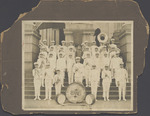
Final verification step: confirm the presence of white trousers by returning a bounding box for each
[85,69,91,86]
[45,79,52,99]
[34,78,41,97]
[60,70,65,86]
[118,81,126,99]
[68,70,73,84]
[55,83,61,95]
[102,81,110,98]
[91,81,98,99]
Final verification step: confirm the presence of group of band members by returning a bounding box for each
[32,38,129,102]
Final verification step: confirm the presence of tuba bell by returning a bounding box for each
[97,32,108,44]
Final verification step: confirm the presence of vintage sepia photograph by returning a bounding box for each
[22,21,133,111]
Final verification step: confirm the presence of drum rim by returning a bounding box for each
[56,93,66,104]
[85,94,95,105]
[66,82,86,103]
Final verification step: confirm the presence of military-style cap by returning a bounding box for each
[86,52,91,55]
[60,46,64,49]
[58,52,65,56]
[75,57,80,60]
[111,38,115,41]
[46,63,50,66]
[43,39,47,42]
[105,64,109,67]
[120,62,124,65]
[103,51,108,55]
[56,69,60,71]
[51,40,55,43]
[49,53,53,55]
[34,62,39,65]
[61,40,65,43]
[92,64,96,67]
[95,52,100,55]
[68,46,74,49]
[69,40,74,43]
[39,52,44,55]
[68,53,73,56]
[95,46,99,49]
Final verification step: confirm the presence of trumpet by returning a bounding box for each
[97,32,108,44]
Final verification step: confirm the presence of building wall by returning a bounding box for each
[113,24,132,79]
[24,23,40,73]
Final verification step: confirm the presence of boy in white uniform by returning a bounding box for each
[67,46,76,59]
[50,41,56,51]
[73,57,84,84]
[56,52,67,87]
[67,53,75,84]
[82,47,91,60]
[54,69,62,95]
[49,46,57,59]
[93,53,101,87]
[44,63,54,100]
[110,53,123,87]
[37,53,46,87]
[61,40,67,53]
[47,53,56,72]
[68,41,76,52]
[32,62,41,100]
[116,63,129,101]
[90,65,99,101]
[102,65,112,101]
[83,52,92,87]
[101,52,111,70]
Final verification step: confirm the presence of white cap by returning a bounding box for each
[51,40,55,43]
[61,40,65,43]
[43,39,47,42]
[75,57,80,60]
[34,62,39,65]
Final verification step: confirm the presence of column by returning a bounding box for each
[64,29,74,46]
[114,24,132,81]
[82,30,94,44]
[24,23,41,72]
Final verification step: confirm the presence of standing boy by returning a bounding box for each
[83,52,92,87]
[90,65,99,101]
[32,62,41,100]
[54,69,62,95]
[44,63,54,100]
[73,57,84,84]
[102,65,112,101]
[116,63,129,101]
[56,52,67,87]
[67,53,75,84]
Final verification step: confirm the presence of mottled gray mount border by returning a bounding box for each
[1,0,149,114]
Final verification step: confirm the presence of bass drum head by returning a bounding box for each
[56,94,66,105]
[85,94,95,105]
[66,82,86,103]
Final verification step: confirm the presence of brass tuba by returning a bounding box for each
[97,32,108,44]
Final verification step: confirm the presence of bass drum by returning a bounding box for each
[66,82,86,103]
[85,94,95,105]
[56,94,66,105]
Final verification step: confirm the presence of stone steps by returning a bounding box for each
[24,73,131,100]
[25,86,131,91]
[25,95,131,100]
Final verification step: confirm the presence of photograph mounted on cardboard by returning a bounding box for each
[22,20,133,111]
